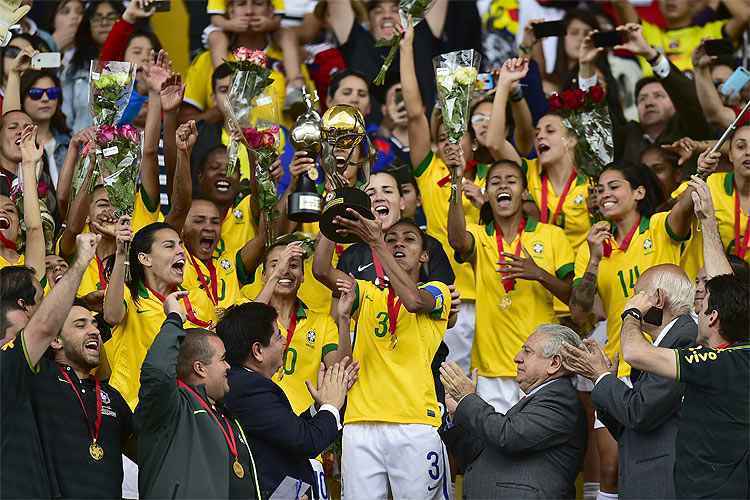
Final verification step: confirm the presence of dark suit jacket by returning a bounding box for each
[593,314,697,500]
[446,377,586,499]
[223,367,339,499]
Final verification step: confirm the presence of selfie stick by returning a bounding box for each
[702,99,750,179]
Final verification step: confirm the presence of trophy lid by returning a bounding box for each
[321,105,366,149]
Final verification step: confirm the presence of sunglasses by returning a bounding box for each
[27,87,62,100]
[471,114,490,126]
[3,46,21,59]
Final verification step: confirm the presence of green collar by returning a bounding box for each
[724,172,735,196]
[485,217,538,235]
[475,163,489,180]
[638,215,650,234]
[137,282,185,300]
[295,300,308,320]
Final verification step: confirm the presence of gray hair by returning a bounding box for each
[535,324,584,357]
[649,270,695,316]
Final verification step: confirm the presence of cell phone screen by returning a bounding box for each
[592,31,625,48]
[532,20,565,39]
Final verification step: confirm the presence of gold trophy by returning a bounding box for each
[288,88,323,222]
[318,104,374,243]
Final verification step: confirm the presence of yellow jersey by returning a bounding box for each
[104,284,218,410]
[0,252,22,269]
[573,212,688,377]
[182,250,248,312]
[272,301,338,414]
[131,187,163,232]
[465,218,575,377]
[183,48,312,130]
[214,195,257,264]
[207,0,284,15]
[345,280,450,426]
[641,20,726,73]
[77,255,111,298]
[413,151,484,301]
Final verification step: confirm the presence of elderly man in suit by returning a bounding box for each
[440,324,587,499]
[562,264,697,499]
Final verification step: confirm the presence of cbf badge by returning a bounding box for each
[220,258,232,271]
[306,330,317,347]
[233,209,243,221]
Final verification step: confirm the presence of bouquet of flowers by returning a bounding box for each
[89,61,136,127]
[548,85,613,180]
[11,171,55,254]
[95,124,142,280]
[225,47,275,177]
[434,50,481,143]
[70,142,97,204]
[242,124,280,245]
[373,0,435,85]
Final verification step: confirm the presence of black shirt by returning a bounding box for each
[674,342,750,499]
[31,361,133,499]
[338,21,442,111]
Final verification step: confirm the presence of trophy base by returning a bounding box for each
[288,191,322,223]
[320,187,374,243]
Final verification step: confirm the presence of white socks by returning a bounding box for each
[583,482,600,500]
[596,491,618,500]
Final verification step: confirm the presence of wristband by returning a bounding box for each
[621,308,642,322]
[646,49,661,65]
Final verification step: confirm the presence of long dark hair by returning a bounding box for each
[0,33,49,86]
[20,69,71,134]
[125,30,163,55]
[603,163,666,219]
[46,0,84,34]
[68,0,123,75]
[127,222,175,303]
[552,9,601,81]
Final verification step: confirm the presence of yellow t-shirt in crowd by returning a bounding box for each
[345,280,450,426]
[573,212,688,378]
[104,284,218,410]
[183,48,312,130]
[182,250,248,312]
[465,218,575,378]
[207,0,284,15]
[272,301,338,414]
[413,151,484,301]
[0,252,22,269]
[640,19,727,73]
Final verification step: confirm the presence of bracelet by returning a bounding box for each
[510,86,524,102]
[621,308,642,323]
[646,49,661,65]
[518,44,532,56]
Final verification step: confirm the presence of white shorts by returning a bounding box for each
[593,375,633,429]
[444,301,476,374]
[573,321,608,393]
[341,422,451,500]
[122,454,138,499]
[476,376,520,414]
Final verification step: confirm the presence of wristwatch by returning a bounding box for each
[621,308,642,322]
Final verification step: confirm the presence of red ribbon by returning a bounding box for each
[188,254,219,306]
[177,380,239,461]
[146,285,212,328]
[734,183,750,259]
[372,252,388,288]
[540,169,577,225]
[58,366,102,449]
[95,255,109,290]
[387,286,402,336]
[495,218,526,292]
[602,219,639,258]
[0,231,17,251]
[284,308,298,351]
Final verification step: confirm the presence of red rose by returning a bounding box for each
[242,128,263,149]
[560,89,578,110]
[548,93,563,111]
[589,85,605,103]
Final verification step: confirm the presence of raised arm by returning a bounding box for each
[325,0,355,45]
[612,1,639,25]
[2,48,33,113]
[690,175,733,278]
[102,216,132,326]
[19,126,45,279]
[723,0,750,41]
[56,128,96,218]
[312,233,348,292]
[140,50,172,206]
[24,233,100,366]
[400,19,431,168]
[570,222,609,316]
[620,294,678,380]
[486,58,527,163]
[160,73,185,198]
[424,0,448,39]
[164,120,196,232]
[692,43,735,129]
[253,243,306,304]
[446,158,474,261]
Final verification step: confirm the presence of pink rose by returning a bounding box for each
[234,47,267,68]
[119,124,140,143]
[260,132,275,148]
[37,180,49,197]
[97,125,116,144]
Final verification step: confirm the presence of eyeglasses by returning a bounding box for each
[3,46,21,59]
[27,87,62,100]
[471,114,490,125]
[91,13,119,25]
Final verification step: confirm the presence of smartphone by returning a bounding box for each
[643,305,664,326]
[704,38,735,57]
[592,30,626,48]
[152,0,171,11]
[720,66,750,97]
[476,72,495,91]
[31,52,61,69]
[532,20,565,39]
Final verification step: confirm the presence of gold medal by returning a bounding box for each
[388,334,398,350]
[307,167,318,181]
[499,295,512,310]
[233,459,245,479]
[89,441,104,461]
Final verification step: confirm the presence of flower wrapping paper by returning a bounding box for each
[434,50,481,144]
[89,60,136,127]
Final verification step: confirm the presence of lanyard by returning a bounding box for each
[58,366,102,447]
[602,219,639,258]
[177,380,239,461]
[95,255,109,289]
[495,218,526,293]
[284,308,298,351]
[540,169,577,225]
[386,286,403,336]
[188,254,219,306]
[145,285,212,328]
[372,252,389,289]
[0,231,17,251]
[734,185,750,259]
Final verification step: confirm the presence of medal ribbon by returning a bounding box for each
[372,252,389,289]
[734,184,750,259]
[58,367,102,448]
[495,218,526,293]
[602,219,639,258]
[386,286,403,336]
[0,231,17,251]
[188,254,219,306]
[95,255,108,289]
[284,308,298,351]
[146,285,212,328]
[540,169,577,225]
[177,380,239,462]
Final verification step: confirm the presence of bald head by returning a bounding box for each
[635,264,695,316]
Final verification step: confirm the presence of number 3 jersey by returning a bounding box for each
[574,212,688,377]
[345,280,451,427]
